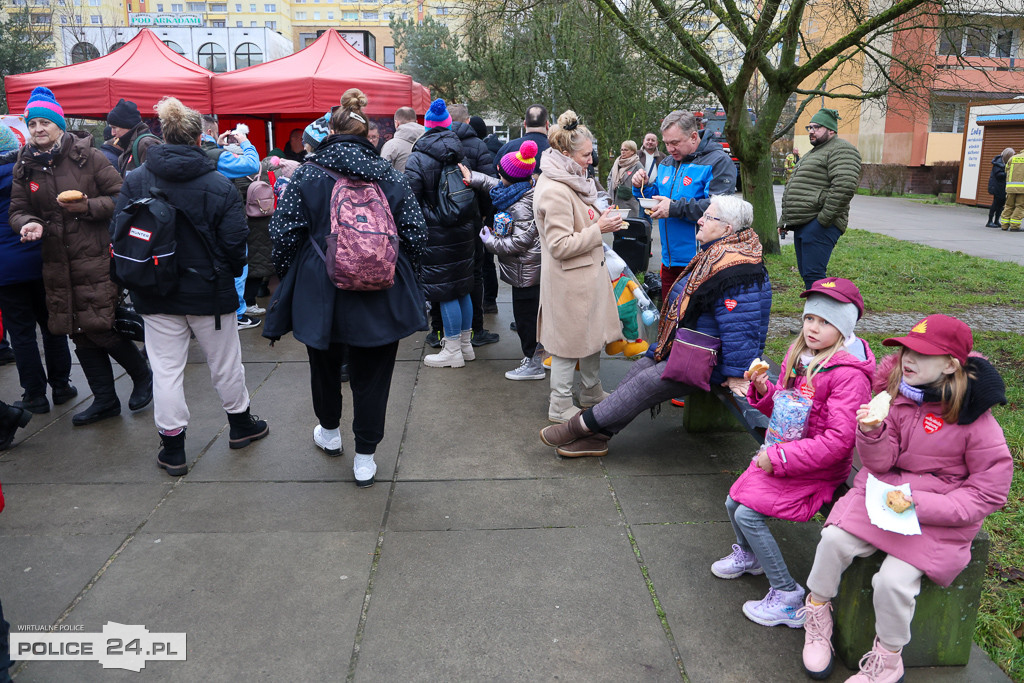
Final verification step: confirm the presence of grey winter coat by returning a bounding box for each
[778,135,862,233]
[380,121,425,173]
[468,172,539,288]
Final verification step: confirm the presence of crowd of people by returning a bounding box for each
[0,85,1015,683]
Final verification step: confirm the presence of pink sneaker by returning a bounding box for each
[742,586,806,627]
[846,637,904,683]
[710,544,764,579]
[796,597,834,679]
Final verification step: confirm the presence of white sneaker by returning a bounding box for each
[245,304,266,316]
[237,314,261,330]
[505,356,546,381]
[313,425,342,456]
[354,454,376,488]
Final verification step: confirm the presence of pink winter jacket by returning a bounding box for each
[825,357,1013,587]
[730,339,875,522]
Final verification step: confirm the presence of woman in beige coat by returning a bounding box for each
[534,110,623,423]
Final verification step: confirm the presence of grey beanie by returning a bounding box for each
[803,293,859,343]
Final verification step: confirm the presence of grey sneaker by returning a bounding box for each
[505,356,545,381]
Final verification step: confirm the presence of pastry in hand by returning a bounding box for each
[886,489,912,513]
[747,357,770,377]
[57,190,85,202]
[861,391,893,427]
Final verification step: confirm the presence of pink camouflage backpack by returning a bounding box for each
[306,161,398,291]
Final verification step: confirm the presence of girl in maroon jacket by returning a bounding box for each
[799,314,1012,682]
[712,278,874,630]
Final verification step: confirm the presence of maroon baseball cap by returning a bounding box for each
[882,314,973,365]
[799,277,864,318]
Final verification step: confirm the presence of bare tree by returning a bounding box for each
[583,0,1005,251]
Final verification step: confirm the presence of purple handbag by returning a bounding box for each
[661,327,721,391]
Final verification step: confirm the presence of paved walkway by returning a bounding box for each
[0,194,1017,682]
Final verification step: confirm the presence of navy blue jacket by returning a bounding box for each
[988,156,1007,198]
[661,239,772,385]
[0,150,44,287]
[265,134,428,350]
[113,144,249,317]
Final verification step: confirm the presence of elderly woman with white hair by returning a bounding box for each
[539,193,773,458]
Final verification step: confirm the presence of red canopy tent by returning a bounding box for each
[4,29,214,118]
[211,30,430,153]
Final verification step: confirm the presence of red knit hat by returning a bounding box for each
[883,314,973,365]
[499,140,538,181]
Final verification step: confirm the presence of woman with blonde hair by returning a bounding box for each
[111,96,268,476]
[606,140,643,218]
[266,88,428,488]
[534,110,623,423]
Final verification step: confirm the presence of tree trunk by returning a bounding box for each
[740,156,781,254]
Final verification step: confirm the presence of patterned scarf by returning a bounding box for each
[24,133,65,166]
[652,227,763,361]
[490,180,531,211]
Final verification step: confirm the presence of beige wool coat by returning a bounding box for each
[533,174,621,359]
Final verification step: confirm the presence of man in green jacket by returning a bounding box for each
[778,108,862,288]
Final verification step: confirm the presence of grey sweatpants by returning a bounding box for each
[806,525,924,650]
[142,313,250,432]
[590,356,692,433]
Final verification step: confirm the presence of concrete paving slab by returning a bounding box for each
[0,535,126,630]
[0,483,170,535]
[14,531,377,682]
[356,527,681,681]
[386,477,621,531]
[610,473,735,525]
[145,481,387,533]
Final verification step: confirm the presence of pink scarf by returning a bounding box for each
[539,148,600,206]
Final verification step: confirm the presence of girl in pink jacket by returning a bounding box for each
[712,278,874,628]
[799,314,1012,682]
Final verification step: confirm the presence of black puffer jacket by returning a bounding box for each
[405,128,479,302]
[265,134,428,350]
[453,122,496,177]
[988,156,1007,197]
[112,144,248,317]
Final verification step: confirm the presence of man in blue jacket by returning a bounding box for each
[633,110,737,304]
[200,115,262,329]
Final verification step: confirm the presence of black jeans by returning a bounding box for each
[483,251,498,305]
[306,341,399,454]
[511,285,539,357]
[0,280,72,398]
[471,237,485,333]
[793,218,842,289]
[989,194,1006,223]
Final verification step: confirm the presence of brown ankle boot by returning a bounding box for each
[556,432,610,457]
[540,410,590,447]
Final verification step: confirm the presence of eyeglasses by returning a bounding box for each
[805,124,824,132]
[702,215,726,223]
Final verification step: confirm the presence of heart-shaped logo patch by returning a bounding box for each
[682,176,692,186]
[29,182,39,192]
[724,299,737,311]
[800,384,815,400]
[588,208,595,220]
[923,413,943,433]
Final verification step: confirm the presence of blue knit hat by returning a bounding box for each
[302,113,330,150]
[424,99,452,129]
[0,125,20,153]
[24,86,66,131]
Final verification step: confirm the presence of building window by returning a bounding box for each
[171,2,183,10]
[70,41,100,62]
[264,2,273,10]
[235,20,242,25]
[327,11,333,19]
[342,10,355,20]
[212,19,225,26]
[249,3,255,10]
[234,2,240,9]
[295,11,305,19]
[362,10,376,19]
[312,11,319,19]
[163,40,185,55]
[994,29,1013,58]
[383,45,394,70]
[88,0,99,5]
[89,14,101,23]
[210,2,226,9]
[435,6,448,14]
[938,23,1015,58]
[235,41,263,67]
[401,11,408,18]
[109,41,125,52]
[249,19,256,25]
[198,41,227,71]
[187,1,204,9]
[156,2,163,8]
[265,19,275,27]
[382,10,391,19]
[930,100,966,133]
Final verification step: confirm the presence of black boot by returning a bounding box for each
[109,338,153,411]
[157,430,187,476]
[0,401,32,451]
[72,348,121,426]
[226,407,269,449]
[51,380,78,406]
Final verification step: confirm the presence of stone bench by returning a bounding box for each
[681,364,778,444]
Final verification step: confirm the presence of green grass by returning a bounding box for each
[855,189,956,203]
[763,229,1024,317]
[763,326,1024,679]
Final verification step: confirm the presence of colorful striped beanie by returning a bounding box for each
[424,99,452,129]
[24,87,66,131]
[499,139,538,181]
